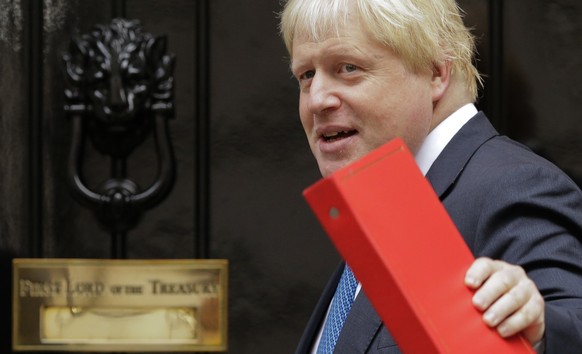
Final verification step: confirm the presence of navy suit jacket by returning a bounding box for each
[296,113,582,353]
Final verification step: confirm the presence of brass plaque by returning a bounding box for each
[13,259,227,352]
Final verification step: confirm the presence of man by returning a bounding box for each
[279,0,582,353]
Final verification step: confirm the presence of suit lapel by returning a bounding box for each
[295,262,344,354]
[426,112,498,198]
[334,291,382,353]
[297,264,383,354]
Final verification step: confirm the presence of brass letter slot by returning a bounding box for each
[13,259,227,352]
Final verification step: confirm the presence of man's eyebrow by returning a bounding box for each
[289,58,305,73]
[289,59,296,71]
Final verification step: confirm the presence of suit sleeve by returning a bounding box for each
[470,163,582,354]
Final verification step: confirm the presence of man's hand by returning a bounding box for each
[465,257,545,346]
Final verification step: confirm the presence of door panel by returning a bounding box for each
[503,0,582,183]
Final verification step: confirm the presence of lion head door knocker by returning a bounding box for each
[63,18,176,234]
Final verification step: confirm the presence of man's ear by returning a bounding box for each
[431,60,452,102]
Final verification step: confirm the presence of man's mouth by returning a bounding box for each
[322,130,357,142]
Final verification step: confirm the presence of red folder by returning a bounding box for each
[303,138,534,353]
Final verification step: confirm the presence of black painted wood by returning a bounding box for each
[488,0,505,133]
[111,0,126,19]
[28,0,43,259]
[195,0,211,260]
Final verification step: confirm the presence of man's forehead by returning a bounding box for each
[290,25,387,61]
[291,36,351,67]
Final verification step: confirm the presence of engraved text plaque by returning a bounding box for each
[13,259,228,352]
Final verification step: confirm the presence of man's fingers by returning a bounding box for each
[481,277,533,327]
[464,257,496,288]
[494,291,544,341]
[465,258,523,311]
[465,257,545,345]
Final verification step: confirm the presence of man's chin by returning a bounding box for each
[317,160,352,178]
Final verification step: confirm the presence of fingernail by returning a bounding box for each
[472,295,484,309]
[465,276,477,286]
[484,311,497,325]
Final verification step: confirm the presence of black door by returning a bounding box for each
[1,0,582,352]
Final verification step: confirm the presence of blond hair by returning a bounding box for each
[279,0,482,100]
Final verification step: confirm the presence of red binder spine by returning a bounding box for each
[303,138,534,354]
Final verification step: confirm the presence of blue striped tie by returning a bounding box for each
[317,265,358,353]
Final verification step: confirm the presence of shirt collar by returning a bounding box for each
[415,103,478,176]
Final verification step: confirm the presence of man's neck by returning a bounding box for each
[415,103,478,175]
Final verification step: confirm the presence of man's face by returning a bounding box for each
[291,21,438,177]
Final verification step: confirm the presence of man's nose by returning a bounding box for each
[307,73,340,114]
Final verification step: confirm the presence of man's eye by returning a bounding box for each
[341,64,358,73]
[299,70,315,80]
